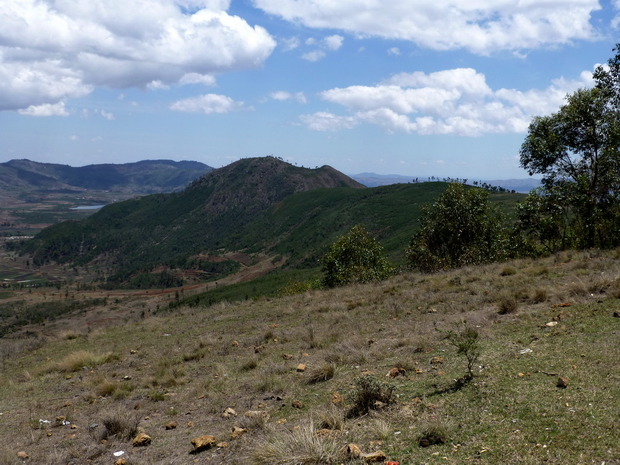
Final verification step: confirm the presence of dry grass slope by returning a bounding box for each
[1,249,620,463]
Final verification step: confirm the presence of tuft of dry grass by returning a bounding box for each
[253,422,341,465]
[99,408,140,441]
[52,350,118,373]
[306,362,336,384]
[497,295,519,314]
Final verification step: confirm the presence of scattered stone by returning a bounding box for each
[114,459,127,465]
[231,426,247,439]
[282,353,293,360]
[553,311,568,321]
[217,442,229,448]
[316,428,340,438]
[361,450,387,462]
[332,392,344,405]
[132,433,152,447]
[187,421,194,428]
[557,377,569,388]
[296,364,306,372]
[276,419,287,425]
[545,321,558,327]
[130,349,138,354]
[386,367,406,378]
[17,451,28,459]
[291,400,303,409]
[191,435,217,452]
[254,345,265,354]
[345,444,362,458]
[222,408,237,418]
[165,421,177,430]
[415,368,425,374]
[430,356,444,365]
[614,311,620,318]
[55,416,67,425]
[231,340,239,347]
[70,424,78,430]
[551,302,571,308]
[63,401,72,407]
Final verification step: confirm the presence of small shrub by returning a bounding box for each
[100,409,140,441]
[443,322,481,380]
[497,295,519,315]
[346,374,395,417]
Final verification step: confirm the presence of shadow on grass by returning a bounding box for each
[428,374,475,396]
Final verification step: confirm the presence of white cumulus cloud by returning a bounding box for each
[270,91,307,103]
[301,67,595,136]
[253,0,601,54]
[18,102,70,117]
[170,93,245,114]
[100,110,115,120]
[0,0,276,112]
[302,50,326,62]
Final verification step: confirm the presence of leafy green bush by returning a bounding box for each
[320,225,393,288]
[407,183,510,272]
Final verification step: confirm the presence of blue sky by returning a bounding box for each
[1,0,619,180]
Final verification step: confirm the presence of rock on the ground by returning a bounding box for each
[192,435,217,452]
[231,426,247,439]
[132,433,152,447]
[361,450,387,462]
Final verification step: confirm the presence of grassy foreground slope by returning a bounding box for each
[1,249,619,464]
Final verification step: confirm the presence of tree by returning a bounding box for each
[320,225,393,288]
[519,86,620,249]
[406,183,509,272]
[514,186,575,254]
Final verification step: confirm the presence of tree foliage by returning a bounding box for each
[519,84,620,249]
[320,225,393,288]
[406,183,509,273]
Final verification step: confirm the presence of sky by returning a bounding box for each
[1,0,620,180]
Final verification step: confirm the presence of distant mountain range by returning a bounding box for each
[350,173,541,193]
[0,159,213,193]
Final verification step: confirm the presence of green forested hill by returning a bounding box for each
[19,157,524,287]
